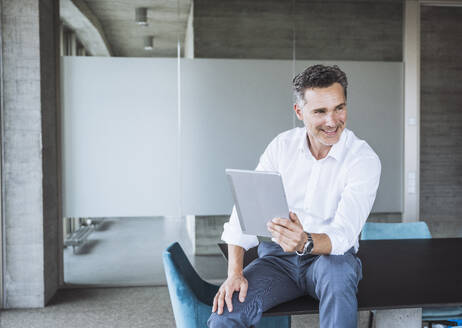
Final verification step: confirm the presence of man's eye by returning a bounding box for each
[337,106,344,111]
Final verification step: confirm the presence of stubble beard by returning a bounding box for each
[306,123,344,147]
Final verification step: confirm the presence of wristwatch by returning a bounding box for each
[296,232,314,256]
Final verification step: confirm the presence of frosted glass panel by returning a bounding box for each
[182,59,403,214]
[296,61,403,212]
[61,57,402,217]
[180,59,294,215]
[61,57,179,217]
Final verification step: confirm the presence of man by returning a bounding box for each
[208,65,381,328]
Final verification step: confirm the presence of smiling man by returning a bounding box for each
[208,65,381,328]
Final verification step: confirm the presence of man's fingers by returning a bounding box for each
[271,217,297,231]
[271,229,299,252]
[224,288,233,313]
[269,227,285,244]
[270,232,289,248]
[289,211,301,225]
[239,281,248,302]
[272,217,291,227]
[212,293,218,312]
[217,291,225,314]
[268,223,292,239]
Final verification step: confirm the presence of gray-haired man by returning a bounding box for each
[208,65,381,328]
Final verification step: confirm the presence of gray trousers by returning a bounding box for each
[208,241,362,328]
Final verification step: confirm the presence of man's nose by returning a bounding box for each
[325,112,336,127]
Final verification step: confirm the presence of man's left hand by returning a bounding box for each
[267,212,307,252]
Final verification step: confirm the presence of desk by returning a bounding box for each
[219,238,462,327]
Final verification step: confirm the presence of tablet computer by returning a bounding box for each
[225,169,290,237]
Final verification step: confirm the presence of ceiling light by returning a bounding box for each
[144,36,154,50]
[135,7,148,26]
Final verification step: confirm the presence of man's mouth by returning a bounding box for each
[321,127,338,136]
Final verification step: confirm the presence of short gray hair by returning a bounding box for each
[293,64,348,107]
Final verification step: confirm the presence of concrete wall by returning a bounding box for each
[1,0,60,307]
[194,0,403,61]
[420,6,462,237]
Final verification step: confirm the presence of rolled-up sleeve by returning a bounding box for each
[321,154,381,255]
[221,206,259,251]
[221,137,279,250]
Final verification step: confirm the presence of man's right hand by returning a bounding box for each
[212,274,248,315]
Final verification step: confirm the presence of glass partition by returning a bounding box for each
[61,0,403,286]
[61,0,297,286]
[180,1,297,216]
[61,0,189,285]
[292,0,404,214]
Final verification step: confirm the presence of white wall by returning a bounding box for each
[62,57,403,217]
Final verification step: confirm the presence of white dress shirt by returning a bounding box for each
[221,127,381,255]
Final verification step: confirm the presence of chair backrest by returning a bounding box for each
[163,242,218,328]
[361,222,432,240]
[164,242,291,328]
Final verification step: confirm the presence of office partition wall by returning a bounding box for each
[62,57,403,218]
[60,0,406,286]
[61,57,180,217]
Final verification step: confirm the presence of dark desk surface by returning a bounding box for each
[219,239,462,316]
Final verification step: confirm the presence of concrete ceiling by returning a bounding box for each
[61,0,113,56]
[80,0,191,57]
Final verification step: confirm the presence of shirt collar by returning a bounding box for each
[298,128,348,161]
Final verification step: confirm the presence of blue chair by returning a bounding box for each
[361,221,432,240]
[361,222,462,327]
[163,242,291,328]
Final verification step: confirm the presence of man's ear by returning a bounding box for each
[294,103,303,121]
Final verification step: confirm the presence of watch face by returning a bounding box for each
[297,233,313,256]
[303,240,313,254]
[305,241,313,254]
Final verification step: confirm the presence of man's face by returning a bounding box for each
[294,82,347,147]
